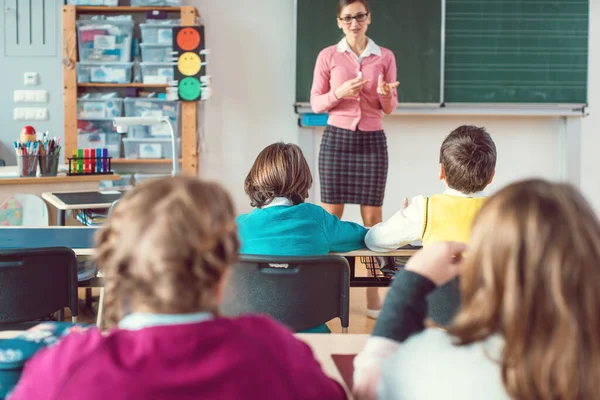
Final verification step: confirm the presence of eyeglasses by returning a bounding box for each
[339,12,369,24]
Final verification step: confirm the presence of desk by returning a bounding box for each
[42,190,125,226]
[0,166,120,225]
[334,248,419,287]
[296,333,368,395]
[0,226,99,256]
[0,331,21,339]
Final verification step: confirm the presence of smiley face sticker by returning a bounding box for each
[176,27,201,51]
[177,52,202,76]
[178,77,202,101]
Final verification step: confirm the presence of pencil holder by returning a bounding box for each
[38,153,61,177]
[17,155,38,177]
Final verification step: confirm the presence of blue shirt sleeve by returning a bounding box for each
[306,204,367,253]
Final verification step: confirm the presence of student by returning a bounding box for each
[237,142,367,256]
[9,177,346,400]
[365,125,497,251]
[236,142,367,333]
[355,180,600,400]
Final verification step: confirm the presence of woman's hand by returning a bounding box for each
[377,74,400,97]
[334,76,370,99]
[405,241,466,286]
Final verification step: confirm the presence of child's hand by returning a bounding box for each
[405,242,465,286]
[403,197,409,209]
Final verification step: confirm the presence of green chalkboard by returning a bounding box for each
[444,0,589,104]
[295,0,442,105]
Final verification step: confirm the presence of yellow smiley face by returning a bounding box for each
[177,52,201,76]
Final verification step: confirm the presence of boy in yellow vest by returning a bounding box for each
[366,125,496,250]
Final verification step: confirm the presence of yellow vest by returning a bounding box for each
[421,194,486,245]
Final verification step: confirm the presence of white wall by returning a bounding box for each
[192,0,595,221]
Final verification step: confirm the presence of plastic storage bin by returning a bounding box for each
[67,0,118,4]
[140,43,174,63]
[78,132,121,158]
[132,0,182,6]
[77,20,134,62]
[124,98,180,138]
[77,62,133,84]
[140,21,180,45]
[140,62,175,84]
[122,138,180,159]
[133,173,170,185]
[77,98,123,119]
[100,174,133,190]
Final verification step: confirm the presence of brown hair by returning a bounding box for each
[337,0,370,16]
[244,143,312,208]
[439,125,497,193]
[447,179,600,400]
[95,177,239,328]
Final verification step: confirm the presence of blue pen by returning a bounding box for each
[96,148,102,172]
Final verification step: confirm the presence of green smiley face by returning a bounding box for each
[178,77,202,101]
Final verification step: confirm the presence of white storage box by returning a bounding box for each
[140,43,175,63]
[77,62,133,84]
[77,98,123,119]
[78,132,121,157]
[134,173,170,185]
[124,98,180,138]
[140,62,175,84]
[100,174,133,190]
[140,21,180,45]
[132,0,182,7]
[77,20,134,62]
[122,138,180,159]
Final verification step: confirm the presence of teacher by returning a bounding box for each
[310,0,399,318]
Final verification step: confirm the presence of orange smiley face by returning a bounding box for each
[176,28,201,51]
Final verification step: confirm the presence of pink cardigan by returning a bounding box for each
[310,44,398,131]
[9,316,346,400]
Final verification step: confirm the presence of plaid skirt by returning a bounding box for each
[319,125,388,206]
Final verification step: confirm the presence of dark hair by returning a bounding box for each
[244,143,313,208]
[337,0,370,16]
[439,125,497,193]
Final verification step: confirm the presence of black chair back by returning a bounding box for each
[0,247,78,325]
[221,255,350,332]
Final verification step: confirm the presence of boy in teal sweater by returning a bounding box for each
[237,143,367,332]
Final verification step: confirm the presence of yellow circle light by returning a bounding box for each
[177,52,201,76]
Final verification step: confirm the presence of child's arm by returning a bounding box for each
[364,196,425,252]
[310,205,368,253]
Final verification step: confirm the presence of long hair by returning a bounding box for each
[447,179,600,400]
[95,177,240,328]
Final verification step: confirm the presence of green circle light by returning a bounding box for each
[178,77,202,101]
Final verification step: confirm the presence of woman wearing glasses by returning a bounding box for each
[310,0,399,318]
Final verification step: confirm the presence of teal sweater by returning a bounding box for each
[236,203,367,256]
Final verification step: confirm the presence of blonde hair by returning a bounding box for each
[95,177,239,328]
[447,179,600,400]
[244,143,312,208]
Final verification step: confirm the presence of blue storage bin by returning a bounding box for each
[140,43,175,63]
[77,62,133,84]
[140,21,180,45]
[301,113,328,127]
[124,98,180,138]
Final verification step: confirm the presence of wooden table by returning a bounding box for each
[334,248,420,287]
[42,190,125,226]
[0,167,120,226]
[296,333,368,396]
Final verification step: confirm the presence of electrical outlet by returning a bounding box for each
[24,91,36,102]
[13,91,25,103]
[24,109,36,120]
[33,90,48,103]
[34,108,48,120]
[13,109,24,120]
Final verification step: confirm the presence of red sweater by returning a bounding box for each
[9,315,346,400]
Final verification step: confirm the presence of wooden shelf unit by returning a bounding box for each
[112,158,182,165]
[62,5,199,176]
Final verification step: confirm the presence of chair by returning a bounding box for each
[221,255,351,333]
[0,159,5,167]
[0,194,49,226]
[0,247,79,330]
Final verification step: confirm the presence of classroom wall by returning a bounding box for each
[195,0,586,222]
[0,1,64,165]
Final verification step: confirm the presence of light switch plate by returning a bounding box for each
[13,91,25,103]
[24,72,39,86]
[34,108,48,120]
